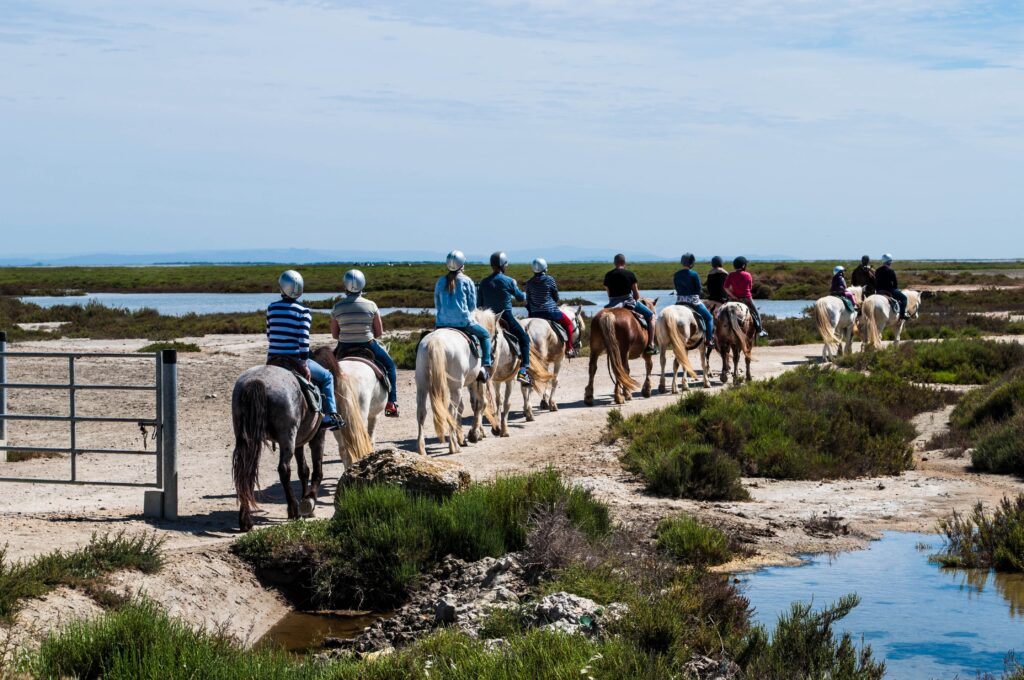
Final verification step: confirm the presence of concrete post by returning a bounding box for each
[160,349,178,519]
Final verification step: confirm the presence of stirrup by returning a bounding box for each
[565,347,577,358]
[477,366,491,383]
[385,402,399,418]
[321,413,344,430]
[644,344,659,355]
[516,369,532,385]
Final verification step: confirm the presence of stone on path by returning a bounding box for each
[341,448,471,497]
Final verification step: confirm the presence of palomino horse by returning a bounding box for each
[861,290,922,349]
[584,297,658,406]
[521,306,586,418]
[812,286,865,362]
[489,325,552,437]
[231,365,327,532]
[656,304,711,393]
[715,302,755,385]
[311,347,379,469]
[415,309,499,455]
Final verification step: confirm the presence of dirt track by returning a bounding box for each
[1,333,1021,643]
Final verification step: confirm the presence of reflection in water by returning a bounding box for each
[258,610,386,654]
[740,532,1023,679]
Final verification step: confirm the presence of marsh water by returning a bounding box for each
[20,291,813,319]
[258,610,386,654]
[739,532,1024,679]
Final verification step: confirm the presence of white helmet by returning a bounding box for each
[278,270,304,299]
[531,258,548,273]
[833,265,845,274]
[881,253,893,264]
[446,250,466,272]
[343,269,366,294]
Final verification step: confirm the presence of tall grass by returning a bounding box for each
[837,338,1024,384]
[656,515,734,566]
[933,495,1024,571]
[0,532,163,622]
[234,470,610,609]
[612,366,951,500]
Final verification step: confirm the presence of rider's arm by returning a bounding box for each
[550,278,560,303]
[372,311,383,339]
[330,317,340,340]
[512,280,526,302]
[631,282,641,301]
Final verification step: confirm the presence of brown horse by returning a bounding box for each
[715,301,755,384]
[584,297,658,406]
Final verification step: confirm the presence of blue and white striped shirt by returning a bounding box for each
[526,273,560,314]
[267,297,312,358]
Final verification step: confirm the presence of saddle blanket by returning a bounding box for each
[295,372,323,414]
[548,320,569,344]
[502,330,521,359]
[420,328,483,359]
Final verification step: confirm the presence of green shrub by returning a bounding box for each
[837,338,1024,384]
[933,495,1024,571]
[973,418,1024,474]
[382,335,419,370]
[137,341,201,353]
[939,366,1024,474]
[656,515,733,566]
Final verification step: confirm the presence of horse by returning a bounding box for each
[415,309,499,455]
[521,305,586,418]
[311,346,380,469]
[860,290,922,349]
[655,304,711,393]
[715,302,755,385]
[231,365,327,532]
[489,322,553,437]
[584,297,658,406]
[812,286,865,362]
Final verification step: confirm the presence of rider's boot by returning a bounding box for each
[644,330,659,355]
[321,412,345,430]
[385,402,399,418]
[477,365,491,383]
[516,367,532,386]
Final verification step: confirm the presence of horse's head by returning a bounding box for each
[906,290,922,318]
[639,296,658,312]
[848,286,865,306]
[472,308,499,337]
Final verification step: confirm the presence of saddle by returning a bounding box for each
[548,320,569,344]
[830,292,856,314]
[266,356,322,414]
[876,292,900,315]
[502,330,521,359]
[421,328,483,359]
[677,302,708,336]
[334,345,392,395]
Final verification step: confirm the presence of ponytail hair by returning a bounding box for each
[446,270,459,294]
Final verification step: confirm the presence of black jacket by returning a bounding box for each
[875,265,898,292]
[851,264,875,293]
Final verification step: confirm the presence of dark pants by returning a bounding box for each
[738,298,763,332]
[338,340,398,403]
[498,310,530,369]
[881,289,908,318]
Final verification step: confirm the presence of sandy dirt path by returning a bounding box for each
[1,333,1021,642]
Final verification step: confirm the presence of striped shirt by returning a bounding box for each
[266,297,312,358]
[331,294,378,344]
[526,274,560,314]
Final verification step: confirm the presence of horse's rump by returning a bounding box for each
[594,310,640,392]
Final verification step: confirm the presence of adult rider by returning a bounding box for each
[724,256,768,338]
[478,251,532,385]
[603,253,658,355]
[673,253,715,348]
[875,254,909,320]
[434,250,493,382]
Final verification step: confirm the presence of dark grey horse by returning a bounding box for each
[231,365,325,532]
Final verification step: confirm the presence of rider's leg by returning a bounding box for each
[695,303,715,345]
[369,340,399,404]
[306,358,341,427]
[557,311,575,352]
[633,301,658,350]
[502,311,530,370]
[893,289,909,319]
[465,322,492,367]
[741,298,767,336]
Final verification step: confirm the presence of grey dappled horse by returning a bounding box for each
[231,365,326,532]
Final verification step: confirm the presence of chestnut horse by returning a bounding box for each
[584,297,658,406]
[715,301,755,384]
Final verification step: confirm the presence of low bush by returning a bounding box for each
[933,495,1024,571]
[234,470,610,609]
[383,335,419,370]
[137,341,201,353]
[656,515,733,566]
[612,366,950,500]
[837,338,1024,384]
[0,532,163,622]
[938,366,1024,474]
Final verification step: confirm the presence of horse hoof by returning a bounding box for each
[467,430,480,444]
[491,427,501,436]
[584,397,594,407]
[299,497,316,517]
[525,412,534,422]
[501,431,510,438]
[539,398,549,409]
[549,403,558,412]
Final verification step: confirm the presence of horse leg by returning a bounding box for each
[501,382,512,437]
[547,357,563,411]
[658,350,668,394]
[278,438,300,520]
[451,382,465,451]
[294,443,310,510]
[641,354,652,398]
[894,320,904,344]
[416,386,428,455]
[732,346,742,385]
[744,349,752,383]
[718,346,729,384]
[700,343,711,388]
[467,382,485,444]
[301,433,324,517]
[585,353,599,406]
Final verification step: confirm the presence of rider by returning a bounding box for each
[330,269,400,418]
[478,251,532,386]
[851,255,876,296]
[704,256,729,308]
[674,253,714,347]
[266,270,343,430]
[830,265,857,310]
[435,250,492,382]
[604,253,658,355]
[724,256,768,337]
[875,254,908,320]
[525,258,576,358]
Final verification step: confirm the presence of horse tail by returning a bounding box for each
[313,345,341,377]
[232,380,268,514]
[426,338,459,440]
[662,314,698,380]
[598,313,639,392]
[814,298,839,347]
[334,370,373,466]
[728,306,751,357]
[526,343,554,389]
[863,298,883,347]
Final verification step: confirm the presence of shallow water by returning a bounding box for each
[257,610,385,654]
[739,532,1024,679]
[19,291,813,319]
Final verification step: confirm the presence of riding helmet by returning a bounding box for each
[833,265,845,274]
[711,256,723,268]
[881,253,893,264]
[343,269,366,294]
[490,251,509,269]
[861,255,871,265]
[680,253,696,266]
[733,256,749,269]
[531,258,548,274]
[446,250,467,271]
[278,270,304,299]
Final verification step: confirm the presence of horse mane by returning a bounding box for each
[472,308,498,336]
[906,290,922,316]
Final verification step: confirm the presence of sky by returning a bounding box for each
[1,0,1023,260]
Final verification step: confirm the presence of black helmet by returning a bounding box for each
[711,256,723,268]
[733,256,748,269]
[489,251,509,269]
[680,253,696,266]
[861,255,870,265]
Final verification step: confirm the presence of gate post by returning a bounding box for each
[0,331,6,458]
[160,349,178,519]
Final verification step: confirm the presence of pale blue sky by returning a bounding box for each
[1,0,1022,259]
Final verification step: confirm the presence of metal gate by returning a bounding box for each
[0,331,178,519]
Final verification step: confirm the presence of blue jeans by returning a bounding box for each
[306,359,338,414]
[338,341,398,403]
[633,301,654,323]
[679,301,714,339]
[498,310,530,369]
[439,322,492,366]
[885,289,908,317]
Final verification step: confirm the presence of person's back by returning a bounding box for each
[705,257,729,304]
[604,267,638,302]
[723,269,753,300]
[478,271,520,314]
[875,264,897,292]
[673,268,702,298]
[830,272,847,294]
[852,264,875,290]
[435,271,476,326]
[603,253,657,354]
[331,293,378,344]
[267,297,312,360]
[526,272,560,314]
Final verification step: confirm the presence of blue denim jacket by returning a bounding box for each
[435,273,477,326]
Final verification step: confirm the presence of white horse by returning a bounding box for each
[490,325,552,437]
[415,309,498,455]
[861,290,922,349]
[656,304,711,393]
[812,286,865,362]
[521,306,586,419]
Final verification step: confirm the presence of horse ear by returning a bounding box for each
[653,297,659,307]
[576,305,583,315]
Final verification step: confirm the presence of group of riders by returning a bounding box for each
[265,251,911,432]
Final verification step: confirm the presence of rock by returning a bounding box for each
[434,597,457,625]
[527,592,624,637]
[494,586,518,603]
[341,448,471,497]
[484,638,506,652]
